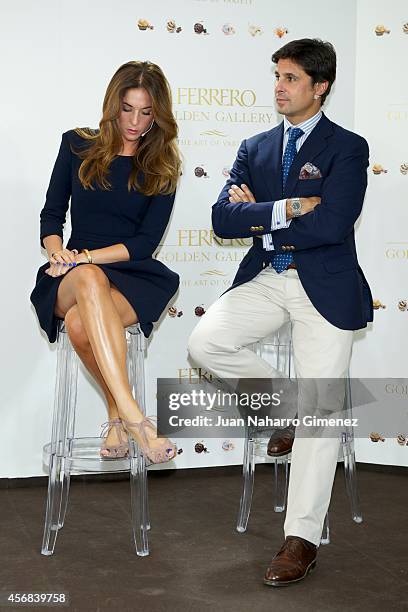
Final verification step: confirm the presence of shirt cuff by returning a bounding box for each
[271,198,291,230]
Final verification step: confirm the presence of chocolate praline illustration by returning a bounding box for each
[372,299,386,310]
[195,306,205,317]
[369,432,385,442]
[195,441,209,453]
[222,23,236,35]
[138,18,154,31]
[375,25,390,36]
[372,163,387,175]
[194,166,208,178]
[194,22,208,34]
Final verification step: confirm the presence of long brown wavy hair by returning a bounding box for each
[73,61,181,195]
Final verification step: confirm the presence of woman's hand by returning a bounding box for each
[45,248,79,278]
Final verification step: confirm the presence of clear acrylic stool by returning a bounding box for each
[41,320,150,556]
[236,321,362,545]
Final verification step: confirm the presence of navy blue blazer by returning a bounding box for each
[212,113,373,330]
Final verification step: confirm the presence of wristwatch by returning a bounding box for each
[290,197,302,217]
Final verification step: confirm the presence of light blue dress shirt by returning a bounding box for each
[262,110,323,251]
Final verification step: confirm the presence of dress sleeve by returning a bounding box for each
[40,131,72,248]
[121,191,176,261]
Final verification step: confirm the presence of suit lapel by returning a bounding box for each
[283,113,334,197]
[257,123,284,200]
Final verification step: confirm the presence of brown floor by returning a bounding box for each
[1,464,407,612]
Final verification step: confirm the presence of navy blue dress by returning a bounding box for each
[30,130,179,342]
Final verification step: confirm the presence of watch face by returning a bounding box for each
[292,200,301,211]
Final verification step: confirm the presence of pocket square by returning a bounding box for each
[299,162,322,180]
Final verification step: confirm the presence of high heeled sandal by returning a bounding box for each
[121,415,177,465]
[99,418,129,459]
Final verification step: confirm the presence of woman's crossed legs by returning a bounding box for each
[54,263,175,460]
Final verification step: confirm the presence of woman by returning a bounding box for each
[30,61,181,463]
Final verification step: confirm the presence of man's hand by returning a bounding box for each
[227,185,320,224]
[286,197,321,219]
[228,184,256,203]
[228,186,320,218]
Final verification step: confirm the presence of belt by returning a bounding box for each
[264,262,297,270]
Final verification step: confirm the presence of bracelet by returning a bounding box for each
[81,248,93,264]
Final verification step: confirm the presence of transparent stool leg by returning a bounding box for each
[320,512,330,545]
[133,327,150,531]
[127,325,149,555]
[342,377,363,524]
[342,432,363,523]
[58,436,74,529]
[58,333,78,530]
[129,440,149,556]
[41,325,78,555]
[237,431,255,533]
[273,457,289,512]
[58,336,77,531]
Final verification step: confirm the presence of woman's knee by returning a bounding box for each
[70,264,110,292]
[64,306,90,350]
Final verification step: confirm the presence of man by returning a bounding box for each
[188,38,372,586]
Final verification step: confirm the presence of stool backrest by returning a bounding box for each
[253,321,293,378]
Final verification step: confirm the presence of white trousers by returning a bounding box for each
[188,266,353,546]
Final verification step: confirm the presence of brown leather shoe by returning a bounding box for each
[266,424,295,457]
[264,536,317,587]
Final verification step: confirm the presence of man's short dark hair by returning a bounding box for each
[272,38,336,105]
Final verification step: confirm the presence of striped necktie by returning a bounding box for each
[271,126,304,273]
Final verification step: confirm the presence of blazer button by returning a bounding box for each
[259,226,264,231]
[290,246,295,250]
[282,246,287,251]
[250,226,256,231]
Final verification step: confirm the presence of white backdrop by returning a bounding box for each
[352,0,408,466]
[1,0,404,479]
